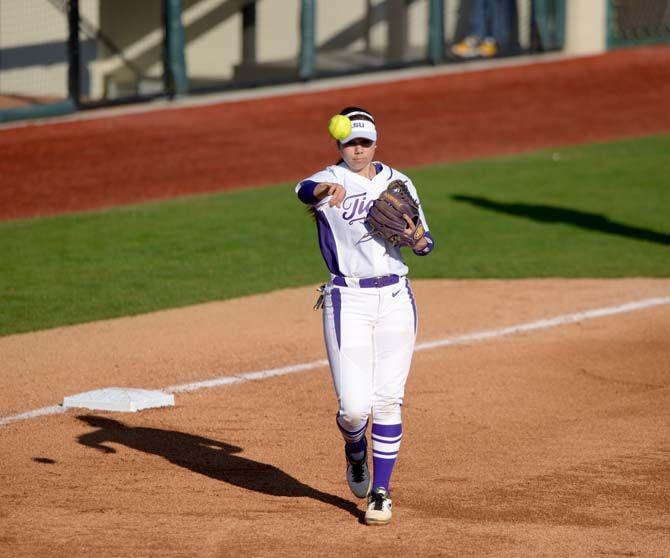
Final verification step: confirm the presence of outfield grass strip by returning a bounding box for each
[1,135,668,336]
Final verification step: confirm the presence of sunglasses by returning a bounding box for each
[341,138,375,148]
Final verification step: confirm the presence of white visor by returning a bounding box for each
[340,119,377,144]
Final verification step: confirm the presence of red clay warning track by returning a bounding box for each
[1,46,669,220]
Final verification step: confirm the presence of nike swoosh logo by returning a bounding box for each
[392,290,401,297]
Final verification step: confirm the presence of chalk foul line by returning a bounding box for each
[1,296,668,427]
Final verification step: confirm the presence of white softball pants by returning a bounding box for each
[322,276,417,432]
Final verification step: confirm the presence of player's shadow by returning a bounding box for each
[451,195,669,246]
[76,415,361,519]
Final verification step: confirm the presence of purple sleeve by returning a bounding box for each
[296,180,320,205]
[413,231,435,256]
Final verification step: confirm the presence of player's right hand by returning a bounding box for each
[316,182,346,208]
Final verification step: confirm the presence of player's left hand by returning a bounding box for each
[364,180,426,248]
[403,214,428,251]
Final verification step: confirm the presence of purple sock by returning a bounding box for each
[371,423,402,491]
[336,414,368,460]
[345,436,367,459]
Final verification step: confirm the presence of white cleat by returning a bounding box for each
[364,487,392,525]
[346,452,370,498]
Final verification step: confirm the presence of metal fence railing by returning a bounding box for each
[1,0,570,124]
[607,0,670,48]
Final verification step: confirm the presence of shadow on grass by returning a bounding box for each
[76,415,361,519]
[451,195,669,246]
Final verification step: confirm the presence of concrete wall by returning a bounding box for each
[182,0,243,86]
[1,0,611,103]
[0,0,70,100]
[564,0,607,54]
[93,0,164,98]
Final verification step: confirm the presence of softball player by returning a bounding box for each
[295,106,434,525]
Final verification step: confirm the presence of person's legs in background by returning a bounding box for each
[451,0,487,58]
[469,0,489,39]
[491,0,518,55]
[476,0,498,58]
[452,0,518,59]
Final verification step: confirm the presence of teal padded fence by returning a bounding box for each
[608,0,670,48]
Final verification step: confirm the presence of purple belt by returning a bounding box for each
[332,275,401,288]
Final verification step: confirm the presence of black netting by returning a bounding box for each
[610,0,670,44]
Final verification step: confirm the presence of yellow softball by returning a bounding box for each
[327,115,352,141]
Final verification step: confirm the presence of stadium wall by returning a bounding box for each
[1,0,668,123]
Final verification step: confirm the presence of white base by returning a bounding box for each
[62,387,175,412]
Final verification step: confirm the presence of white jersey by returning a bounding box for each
[295,161,434,280]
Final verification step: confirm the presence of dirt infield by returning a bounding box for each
[1,279,669,556]
[1,47,670,556]
[1,45,669,220]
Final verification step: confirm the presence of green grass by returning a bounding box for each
[409,134,669,278]
[1,135,668,336]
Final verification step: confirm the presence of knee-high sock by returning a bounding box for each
[336,413,368,460]
[371,422,402,490]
